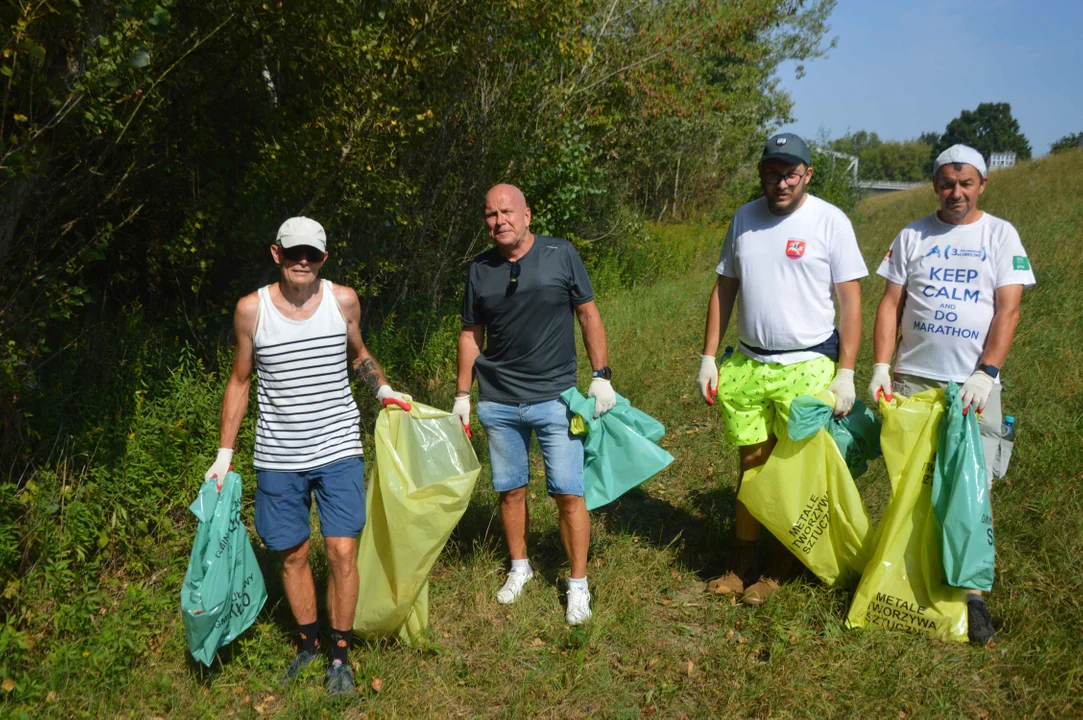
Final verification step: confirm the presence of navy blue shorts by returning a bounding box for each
[254,456,365,551]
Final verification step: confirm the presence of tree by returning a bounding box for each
[859,141,933,182]
[1050,132,1083,154]
[934,102,1032,161]
[916,131,940,147]
[831,130,881,158]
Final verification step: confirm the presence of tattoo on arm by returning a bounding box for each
[355,357,384,392]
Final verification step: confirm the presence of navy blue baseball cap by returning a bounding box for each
[760,133,812,167]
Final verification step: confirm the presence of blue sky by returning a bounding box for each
[774,0,1082,156]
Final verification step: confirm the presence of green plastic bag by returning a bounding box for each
[181,471,267,666]
[738,390,874,589]
[933,382,995,591]
[354,403,481,646]
[561,389,674,511]
[789,396,881,478]
[847,389,968,642]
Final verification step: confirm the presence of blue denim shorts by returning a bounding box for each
[255,456,365,551]
[475,398,585,496]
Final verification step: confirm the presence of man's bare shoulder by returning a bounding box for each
[331,283,361,314]
[234,291,260,335]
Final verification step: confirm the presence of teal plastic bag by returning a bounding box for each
[932,382,995,590]
[560,389,674,511]
[181,471,267,666]
[789,396,882,478]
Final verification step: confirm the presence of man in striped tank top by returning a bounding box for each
[454,184,618,626]
[203,217,411,695]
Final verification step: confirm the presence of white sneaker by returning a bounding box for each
[496,569,534,605]
[565,586,592,625]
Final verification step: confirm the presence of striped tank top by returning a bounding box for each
[252,279,363,471]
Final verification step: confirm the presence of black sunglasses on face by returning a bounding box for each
[281,245,325,263]
[506,261,521,295]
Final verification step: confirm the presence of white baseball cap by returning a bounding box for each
[275,217,327,252]
[933,144,987,178]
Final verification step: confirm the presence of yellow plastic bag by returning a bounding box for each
[353,402,481,645]
[737,391,873,589]
[846,389,968,642]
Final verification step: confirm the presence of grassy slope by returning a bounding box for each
[24,152,1083,718]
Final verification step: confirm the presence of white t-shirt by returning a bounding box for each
[716,194,868,365]
[877,211,1036,383]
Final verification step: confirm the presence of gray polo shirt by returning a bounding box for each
[461,236,594,403]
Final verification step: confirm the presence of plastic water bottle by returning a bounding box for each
[994,415,1015,480]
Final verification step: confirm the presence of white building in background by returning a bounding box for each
[989,151,1016,170]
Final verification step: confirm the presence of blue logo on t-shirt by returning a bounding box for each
[943,245,987,262]
[924,245,941,258]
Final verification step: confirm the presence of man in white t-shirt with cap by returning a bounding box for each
[697,132,868,606]
[868,144,1036,646]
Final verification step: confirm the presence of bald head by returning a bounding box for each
[485,184,527,211]
[484,184,533,257]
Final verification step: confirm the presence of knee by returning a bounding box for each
[500,486,528,507]
[323,538,357,571]
[553,493,586,516]
[280,539,311,572]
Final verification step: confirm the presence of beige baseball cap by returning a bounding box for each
[276,217,327,252]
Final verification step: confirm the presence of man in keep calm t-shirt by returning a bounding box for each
[697,133,868,606]
[869,144,1036,646]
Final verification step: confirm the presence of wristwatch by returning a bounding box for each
[591,366,613,381]
[977,363,999,379]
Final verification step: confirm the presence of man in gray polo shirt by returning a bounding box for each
[452,183,616,625]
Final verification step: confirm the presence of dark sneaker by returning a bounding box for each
[967,595,998,646]
[279,649,320,686]
[326,659,356,697]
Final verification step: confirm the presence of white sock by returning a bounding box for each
[511,558,531,574]
[568,576,588,592]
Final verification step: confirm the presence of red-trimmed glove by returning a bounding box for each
[698,355,718,406]
[869,363,893,404]
[204,448,233,492]
[452,394,472,438]
[376,385,412,412]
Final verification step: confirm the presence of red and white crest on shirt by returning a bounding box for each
[785,239,806,260]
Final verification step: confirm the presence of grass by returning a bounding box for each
[7,151,1083,718]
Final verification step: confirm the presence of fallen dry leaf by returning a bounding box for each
[242,695,250,705]
[531,637,546,647]
[671,570,682,580]
[46,691,57,703]
[737,636,750,645]
[660,598,671,606]
[442,632,452,639]
[371,677,384,693]
[648,657,660,667]
[644,704,656,714]
[686,660,695,676]
[789,634,797,645]
[3,678,14,693]
[725,629,735,640]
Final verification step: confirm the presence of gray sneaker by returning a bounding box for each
[279,649,320,686]
[326,659,356,697]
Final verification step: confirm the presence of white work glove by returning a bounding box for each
[452,394,472,438]
[698,354,718,406]
[960,370,995,415]
[869,362,893,405]
[588,377,617,418]
[376,384,413,412]
[204,448,233,491]
[828,368,856,417]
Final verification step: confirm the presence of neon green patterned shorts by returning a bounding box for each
[716,352,836,447]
